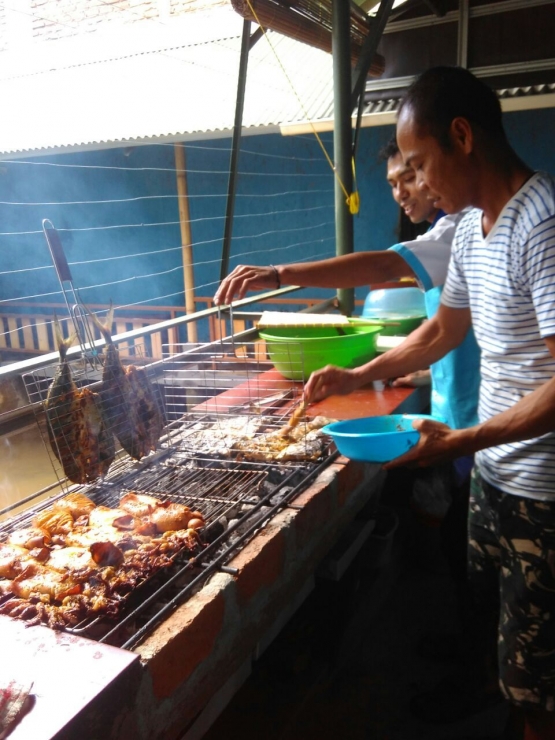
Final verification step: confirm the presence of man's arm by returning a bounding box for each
[386,334,555,469]
[213,251,414,305]
[304,303,471,402]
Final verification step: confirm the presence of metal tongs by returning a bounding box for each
[42,219,101,369]
[279,396,309,439]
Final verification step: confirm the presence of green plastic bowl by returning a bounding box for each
[258,325,382,381]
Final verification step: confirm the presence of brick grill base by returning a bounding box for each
[5,382,428,740]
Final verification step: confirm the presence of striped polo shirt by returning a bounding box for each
[441,171,555,500]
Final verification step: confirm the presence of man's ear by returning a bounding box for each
[450,117,473,153]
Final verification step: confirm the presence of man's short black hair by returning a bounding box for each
[398,66,505,150]
[378,135,400,162]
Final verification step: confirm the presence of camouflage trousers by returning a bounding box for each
[469,468,555,711]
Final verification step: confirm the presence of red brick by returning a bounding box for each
[335,460,366,507]
[293,474,336,550]
[146,591,225,699]
[232,526,286,607]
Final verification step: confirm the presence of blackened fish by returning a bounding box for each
[45,320,115,483]
[91,305,165,460]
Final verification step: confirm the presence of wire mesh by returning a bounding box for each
[0,334,341,643]
[22,340,166,492]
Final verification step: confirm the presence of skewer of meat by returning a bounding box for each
[45,319,115,483]
[90,304,165,461]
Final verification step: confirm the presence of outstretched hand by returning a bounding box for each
[214,264,279,306]
[384,417,457,470]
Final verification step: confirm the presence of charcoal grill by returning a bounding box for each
[1,339,338,649]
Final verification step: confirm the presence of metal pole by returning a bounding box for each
[457,0,469,67]
[220,19,252,283]
[332,0,355,316]
[175,143,198,343]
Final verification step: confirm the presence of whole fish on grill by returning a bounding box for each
[90,304,165,461]
[45,320,115,483]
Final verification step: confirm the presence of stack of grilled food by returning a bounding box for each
[0,492,205,629]
[178,414,337,462]
[45,308,165,484]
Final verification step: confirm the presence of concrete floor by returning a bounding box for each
[204,469,509,740]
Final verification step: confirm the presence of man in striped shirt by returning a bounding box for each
[306,66,555,739]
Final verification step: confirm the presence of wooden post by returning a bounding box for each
[175,143,198,343]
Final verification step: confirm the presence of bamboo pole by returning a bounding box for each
[175,143,198,343]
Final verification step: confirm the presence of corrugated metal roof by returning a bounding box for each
[361,82,555,114]
[0,6,335,156]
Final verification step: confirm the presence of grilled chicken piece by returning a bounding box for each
[87,506,129,529]
[7,527,51,549]
[11,563,82,601]
[120,493,205,533]
[150,503,194,533]
[53,492,96,520]
[45,320,115,484]
[0,544,36,579]
[33,508,74,536]
[46,546,97,572]
[120,492,160,518]
[90,305,165,461]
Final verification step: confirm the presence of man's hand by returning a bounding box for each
[214,265,280,306]
[384,417,459,470]
[389,369,431,388]
[304,365,360,404]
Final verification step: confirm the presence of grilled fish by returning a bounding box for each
[45,320,115,483]
[233,416,336,462]
[90,305,165,461]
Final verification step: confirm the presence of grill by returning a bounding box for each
[1,339,338,650]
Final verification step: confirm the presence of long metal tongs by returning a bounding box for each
[42,218,101,369]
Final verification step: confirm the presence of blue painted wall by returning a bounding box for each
[0,106,553,327]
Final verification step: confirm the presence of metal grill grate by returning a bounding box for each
[3,337,337,647]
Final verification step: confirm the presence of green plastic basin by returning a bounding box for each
[258,325,382,381]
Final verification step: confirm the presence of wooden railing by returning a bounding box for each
[0,303,188,361]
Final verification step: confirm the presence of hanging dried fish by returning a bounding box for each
[91,304,165,460]
[45,320,115,483]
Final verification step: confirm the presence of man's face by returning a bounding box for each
[386,151,437,224]
[396,106,473,215]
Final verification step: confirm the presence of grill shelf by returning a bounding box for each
[3,340,338,647]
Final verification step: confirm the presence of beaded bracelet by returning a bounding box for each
[269,265,281,289]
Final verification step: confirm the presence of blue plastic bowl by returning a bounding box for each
[363,287,425,316]
[362,287,426,336]
[321,414,441,463]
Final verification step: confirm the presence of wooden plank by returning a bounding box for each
[0,317,8,348]
[7,317,20,349]
[35,319,51,352]
[114,320,130,356]
[167,326,180,355]
[21,317,34,351]
[150,332,162,360]
[255,338,268,363]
